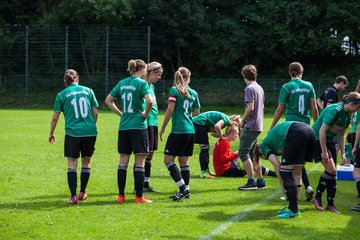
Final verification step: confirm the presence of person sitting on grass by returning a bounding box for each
[213,123,276,178]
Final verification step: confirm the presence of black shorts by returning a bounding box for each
[281,122,315,166]
[147,126,158,152]
[64,134,96,159]
[194,122,209,145]
[314,140,337,164]
[118,129,148,154]
[355,153,360,168]
[164,133,195,157]
[221,161,246,177]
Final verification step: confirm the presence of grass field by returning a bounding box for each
[1,109,360,240]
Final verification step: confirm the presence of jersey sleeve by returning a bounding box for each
[193,91,201,109]
[322,108,338,126]
[324,90,337,104]
[309,83,316,99]
[218,140,238,163]
[140,81,150,98]
[168,87,177,104]
[278,85,289,104]
[244,87,255,103]
[53,93,63,112]
[90,89,99,108]
[109,82,121,99]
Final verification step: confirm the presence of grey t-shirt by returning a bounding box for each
[244,81,264,131]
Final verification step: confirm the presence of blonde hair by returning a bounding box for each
[343,91,360,103]
[64,69,79,86]
[127,59,146,75]
[144,62,163,80]
[225,122,239,136]
[174,67,190,97]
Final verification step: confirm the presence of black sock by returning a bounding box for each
[280,170,298,213]
[117,166,127,196]
[356,178,360,197]
[166,162,186,191]
[80,167,91,193]
[67,168,77,197]
[134,167,145,198]
[144,159,151,188]
[324,171,337,206]
[262,167,276,177]
[302,167,310,189]
[181,165,190,186]
[315,173,327,199]
[199,147,209,171]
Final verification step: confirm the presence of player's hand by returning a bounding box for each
[352,148,357,158]
[139,110,148,119]
[321,152,329,163]
[49,135,55,144]
[159,128,165,141]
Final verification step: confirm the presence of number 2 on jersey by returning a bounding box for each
[183,100,193,119]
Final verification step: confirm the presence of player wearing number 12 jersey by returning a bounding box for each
[49,69,99,204]
[159,67,201,201]
[105,59,154,204]
[269,62,318,201]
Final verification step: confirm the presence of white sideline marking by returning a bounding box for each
[199,163,321,240]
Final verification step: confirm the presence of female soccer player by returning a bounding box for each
[253,121,315,218]
[49,69,99,204]
[312,92,360,214]
[193,111,241,178]
[105,59,154,204]
[159,67,201,201]
[142,61,163,193]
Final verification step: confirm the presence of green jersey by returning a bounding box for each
[168,86,201,134]
[260,121,294,157]
[193,111,230,128]
[351,110,360,133]
[147,84,158,127]
[278,79,316,124]
[109,76,150,130]
[312,103,351,141]
[53,84,98,137]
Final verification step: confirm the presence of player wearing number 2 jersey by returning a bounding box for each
[49,69,99,204]
[269,62,318,201]
[105,59,154,204]
[159,67,201,201]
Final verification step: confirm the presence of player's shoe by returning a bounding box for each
[277,207,288,215]
[134,196,153,204]
[280,196,288,201]
[170,188,190,201]
[144,186,160,193]
[117,195,126,204]
[256,180,267,190]
[351,204,360,212]
[68,196,78,204]
[78,192,88,201]
[200,170,215,179]
[312,198,324,211]
[238,182,258,190]
[277,210,300,219]
[208,170,216,176]
[325,205,341,214]
[305,186,314,201]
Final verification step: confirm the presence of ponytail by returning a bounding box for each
[64,69,79,87]
[174,67,190,97]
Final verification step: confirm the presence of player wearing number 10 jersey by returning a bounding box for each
[49,69,99,204]
[159,67,201,201]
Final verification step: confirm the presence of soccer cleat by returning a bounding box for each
[78,192,88,201]
[200,170,215,179]
[144,186,160,193]
[280,196,288,201]
[208,170,216,176]
[134,196,153,204]
[170,188,190,201]
[277,207,288,215]
[238,182,258,190]
[68,196,78,204]
[312,198,324,211]
[351,204,360,212]
[305,186,314,201]
[325,205,341,214]
[117,195,126,203]
[256,180,267,190]
[277,210,300,219]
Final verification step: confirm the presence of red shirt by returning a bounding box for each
[213,138,238,176]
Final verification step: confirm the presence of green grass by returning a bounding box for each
[1,109,360,239]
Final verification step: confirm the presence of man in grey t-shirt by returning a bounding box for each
[238,65,266,190]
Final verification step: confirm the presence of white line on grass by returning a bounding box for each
[199,163,321,240]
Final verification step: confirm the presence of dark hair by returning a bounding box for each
[127,59,146,75]
[241,65,257,81]
[64,69,79,86]
[335,75,348,85]
[289,62,303,77]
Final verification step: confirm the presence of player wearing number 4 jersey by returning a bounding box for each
[49,69,99,204]
[105,59,154,204]
[270,62,318,201]
[159,67,201,201]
